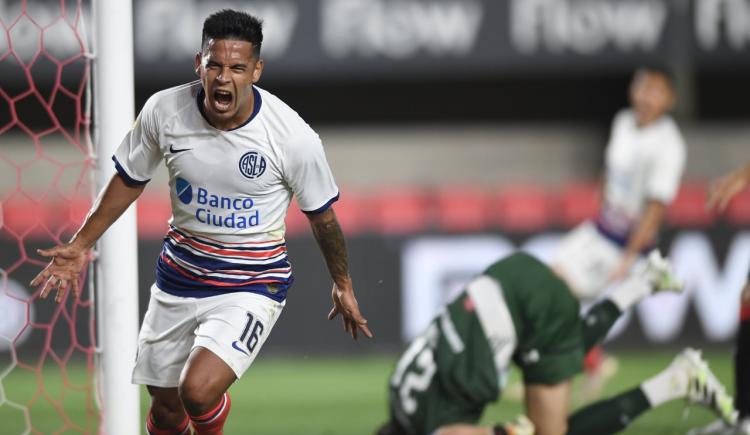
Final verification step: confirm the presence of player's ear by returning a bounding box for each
[665,94,675,112]
[252,58,264,84]
[194,52,202,76]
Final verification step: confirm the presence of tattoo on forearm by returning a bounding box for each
[311,211,349,284]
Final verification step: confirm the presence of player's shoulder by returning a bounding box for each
[654,114,686,151]
[256,86,320,146]
[655,114,683,135]
[611,108,636,127]
[142,81,201,119]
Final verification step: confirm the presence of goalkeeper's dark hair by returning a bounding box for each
[201,9,263,57]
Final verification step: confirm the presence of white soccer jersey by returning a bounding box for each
[113,81,339,301]
[597,109,686,243]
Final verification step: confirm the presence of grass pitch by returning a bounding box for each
[0,350,735,434]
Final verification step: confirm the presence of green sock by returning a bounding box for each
[581,299,622,352]
[567,387,651,435]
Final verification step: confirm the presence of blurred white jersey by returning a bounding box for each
[113,81,339,301]
[598,109,686,241]
[555,109,686,299]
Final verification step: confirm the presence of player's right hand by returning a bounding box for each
[30,242,90,303]
[494,415,535,435]
[708,164,750,212]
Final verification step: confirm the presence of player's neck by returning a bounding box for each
[634,113,666,129]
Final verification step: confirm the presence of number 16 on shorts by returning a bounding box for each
[232,312,264,356]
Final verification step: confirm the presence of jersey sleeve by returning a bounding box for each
[283,128,339,214]
[645,128,686,204]
[112,96,163,186]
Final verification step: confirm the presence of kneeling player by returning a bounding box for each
[378,252,736,435]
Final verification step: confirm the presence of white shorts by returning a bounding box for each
[552,221,624,301]
[132,284,285,387]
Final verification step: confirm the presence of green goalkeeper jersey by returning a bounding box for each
[388,253,584,434]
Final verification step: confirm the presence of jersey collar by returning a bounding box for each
[196,86,262,132]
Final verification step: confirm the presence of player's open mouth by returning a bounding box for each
[213,90,233,111]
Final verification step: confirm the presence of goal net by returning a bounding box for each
[0,0,99,433]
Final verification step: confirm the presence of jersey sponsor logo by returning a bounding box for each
[176,177,193,204]
[238,151,267,179]
[175,177,260,229]
[169,144,192,154]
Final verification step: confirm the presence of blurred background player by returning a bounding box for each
[689,162,750,435]
[553,67,687,401]
[378,252,736,435]
[30,9,371,435]
[555,66,686,298]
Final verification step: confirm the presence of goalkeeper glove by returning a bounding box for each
[493,415,534,435]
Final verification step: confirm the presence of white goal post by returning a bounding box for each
[93,0,141,433]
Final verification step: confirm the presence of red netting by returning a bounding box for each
[0,1,98,433]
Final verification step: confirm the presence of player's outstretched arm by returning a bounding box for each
[307,207,373,340]
[610,200,665,282]
[708,162,750,212]
[30,173,146,302]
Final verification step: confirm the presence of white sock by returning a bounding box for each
[608,273,651,313]
[640,363,688,407]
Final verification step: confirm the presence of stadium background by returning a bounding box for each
[1,0,749,433]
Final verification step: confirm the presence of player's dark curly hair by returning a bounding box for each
[201,9,263,57]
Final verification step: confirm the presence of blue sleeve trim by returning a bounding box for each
[112,155,150,186]
[593,219,628,248]
[301,192,340,215]
[593,219,652,254]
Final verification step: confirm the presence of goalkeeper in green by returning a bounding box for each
[378,252,737,435]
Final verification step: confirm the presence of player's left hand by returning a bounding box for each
[328,283,373,340]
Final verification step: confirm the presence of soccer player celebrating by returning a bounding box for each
[378,252,736,435]
[30,10,372,435]
[553,67,687,400]
[690,162,750,435]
